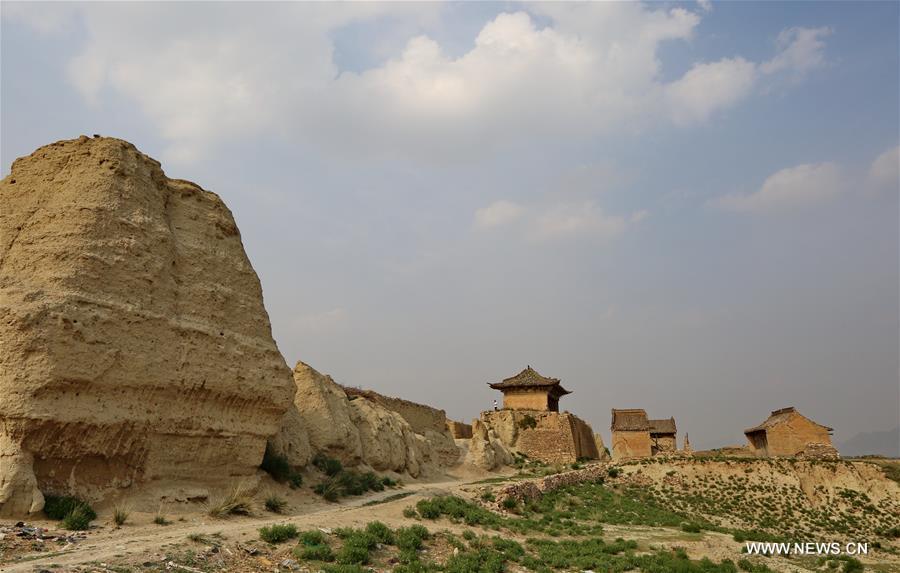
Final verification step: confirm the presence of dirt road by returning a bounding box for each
[4,478,474,572]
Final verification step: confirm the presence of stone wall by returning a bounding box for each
[611,430,652,459]
[478,410,599,464]
[446,420,473,439]
[493,463,609,505]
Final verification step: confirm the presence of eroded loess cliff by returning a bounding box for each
[0,136,295,515]
[270,362,460,477]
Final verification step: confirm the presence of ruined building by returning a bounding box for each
[610,409,651,459]
[610,409,679,459]
[470,367,599,466]
[744,407,838,458]
[649,417,677,454]
[488,366,571,411]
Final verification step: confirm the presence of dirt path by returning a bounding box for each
[4,478,474,572]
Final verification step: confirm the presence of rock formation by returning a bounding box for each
[0,136,296,515]
[271,362,460,477]
[465,419,514,470]
[594,433,610,461]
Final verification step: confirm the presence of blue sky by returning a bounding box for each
[2,1,898,451]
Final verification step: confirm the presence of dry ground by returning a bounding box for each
[3,460,899,573]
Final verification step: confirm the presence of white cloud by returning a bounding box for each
[533,202,630,241]
[14,3,831,163]
[868,145,899,190]
[665,58,757,125]
[474,199,645,242]
[697,0,713,13]
[474,200,525,229]
[630,210,650,223]
[715,162,841,213]
[759,27,831,77]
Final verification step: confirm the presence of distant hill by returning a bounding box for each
[838,427,899,458]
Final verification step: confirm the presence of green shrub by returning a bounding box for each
[682,522,702,533]
[416,499,441,519]
[265,494,287,513]
[517,415,537,430]
[295,543,335,562]
[403,506,418,518]
[396,525,430,552]
[259,523,299,544]
[445,547,506,573]
[336,543,370,565]
[44,495,96,521]
[501,497,518,510]
[414,496,501,528]
[61,506,93,530]
[314,478,342,502]
[261,445,303,487]
[299,529,328,546]
[365,521,394,544]
[607,467,620,478]
[322,565,367,573]
[313,453,344,477]
[462,529,476,541]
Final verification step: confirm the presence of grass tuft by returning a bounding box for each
[207,481,256,518]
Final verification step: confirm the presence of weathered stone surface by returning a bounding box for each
[0,136,295,515]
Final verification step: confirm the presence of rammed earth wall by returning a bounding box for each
[478,410,600,464]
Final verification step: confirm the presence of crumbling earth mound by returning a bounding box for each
[0,136,295,515]
[271,362,461,477]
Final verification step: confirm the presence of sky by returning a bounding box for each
[2,1,898,453]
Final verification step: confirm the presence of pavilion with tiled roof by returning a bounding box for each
[488,366,571,412]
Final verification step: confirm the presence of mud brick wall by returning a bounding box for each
[479,410,600,464]
[612,429,652,459]
[342,387,449,436]
[446,420,473,439]
[502,389,550,411]
[762,416,833,457]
